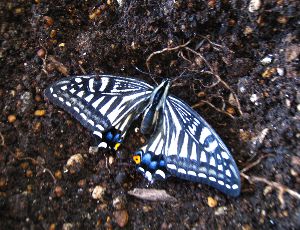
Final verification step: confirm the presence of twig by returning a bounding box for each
[192,100,235,119]
[240,154,300,208]
[241,172,300,208]
[146,40,192,71]
[241,154,274,173]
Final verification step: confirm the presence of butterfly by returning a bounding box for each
[44,75,241,197]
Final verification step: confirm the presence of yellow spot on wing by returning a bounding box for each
[133,155,141,164]
[114,143,121,150]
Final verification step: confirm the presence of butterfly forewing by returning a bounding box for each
[163,96,241,197]
[44,75,153,139]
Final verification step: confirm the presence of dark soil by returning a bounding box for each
[1,0,299,229]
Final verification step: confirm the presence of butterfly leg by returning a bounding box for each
[132,149,170,183]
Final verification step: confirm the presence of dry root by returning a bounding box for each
[241,154,300,208]
[145,38,243,118]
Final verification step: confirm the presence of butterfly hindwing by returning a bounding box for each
[162,96,241,197]
[44,75,153,144]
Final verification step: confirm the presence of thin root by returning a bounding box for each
[241,173,300,208]
[192,100,235,119]
[18,156,56,184]
[0,132,4,146]
[185,46,243,116]
[146,40,192,71]
[241,154,300,208]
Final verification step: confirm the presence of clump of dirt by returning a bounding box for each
[0,0,299,229]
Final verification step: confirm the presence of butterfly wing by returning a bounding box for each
[44,75,153,146]
[162,96,241,197]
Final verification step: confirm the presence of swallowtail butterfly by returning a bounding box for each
[45,75,241,197]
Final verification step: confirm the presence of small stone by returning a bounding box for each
[26,169,33,178]
[248,0,261,12]
[260,55,273,65]
[207,196,217,208]
[113,210,129,228]
[54,170,62,180]
[250,94,258,103]
[65,154,84,174]
[7,114,16,123]
[34,109,46,117]
[44,16,54,27]
[113,196,126,210]
[37,48,46,58]
[276,68,284,76]
[54,186,64,197]
[214,206,227,215]
[49,223,56,230]
[92,185,106,200]
[262,67,277,78]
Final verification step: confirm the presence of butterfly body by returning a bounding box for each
[45,75,241,197]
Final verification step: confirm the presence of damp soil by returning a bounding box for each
[0,1,299,229]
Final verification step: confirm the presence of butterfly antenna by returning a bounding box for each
[133,65,158,85]
[171,70,188,83]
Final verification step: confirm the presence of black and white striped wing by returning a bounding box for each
[44,75,153,141]
[163,96,241,197]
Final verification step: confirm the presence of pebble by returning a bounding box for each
[214,206,227,215]
[49,223,56,230]
[113,210,129,228]
[92,185,106,200]
[248,0,261,12]
[262,67,277,78]
[44,16,54,27]
[54,170,62,180]
[37,48,46,58]
[34,109,46,117]
[65,154,84,174]
[113,196,126,210]
[207,196,218,208]
[250,94,258,103]
[25,169,33,178]
[277,68,284,76]
[7,114,16,123]
[260,54,273,65]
